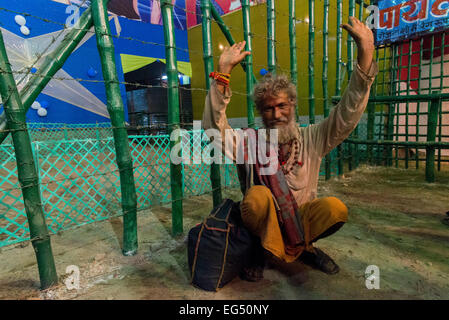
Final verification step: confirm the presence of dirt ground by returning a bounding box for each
[0,165,448,300]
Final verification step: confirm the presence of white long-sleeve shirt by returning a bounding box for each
[202,61,378,206]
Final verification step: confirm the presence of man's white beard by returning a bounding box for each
[266,118,299,144]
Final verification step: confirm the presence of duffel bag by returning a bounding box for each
[187,199,254,291]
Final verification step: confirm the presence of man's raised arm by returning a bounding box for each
[202,41,251,162]
[308,16,378,157]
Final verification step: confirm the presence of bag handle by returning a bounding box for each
[210,199,234,221]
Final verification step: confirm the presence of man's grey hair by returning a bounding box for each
[252,73,297,113]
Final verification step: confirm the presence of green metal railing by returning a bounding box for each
[329,1,449,182]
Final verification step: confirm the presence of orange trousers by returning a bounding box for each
[240,185,348,263]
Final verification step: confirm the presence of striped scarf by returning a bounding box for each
[236,128,307,255]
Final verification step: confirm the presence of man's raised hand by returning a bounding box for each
[341,16,375,74]
[218,41,251,74]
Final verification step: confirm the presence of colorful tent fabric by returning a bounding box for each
[120,53,192,77]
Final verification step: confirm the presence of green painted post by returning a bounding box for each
[353,0,364,168]
[201,0,222,208]
[242,0,255,128]
[395,44,405,168]
[289,0,299,121]
[347,0,355,171]
[210,4,235,44]
[438,33,445,171]
[161,0,183,235]
[336,0,343,175]
[367,102,375,162]
[267,0,276,74]
[386,44,398,167]
[367,35,378,164]
[416,36,424,169]
[0,4,111,145]
[0,30,58,289]
[308,0,315,125]
[386,103,395,166]
[323,0,331,180]
[426,94,440,183]
[405,39,413,169]
[347,0,355,79]
[209,4,256,84]
[92,0,138,254]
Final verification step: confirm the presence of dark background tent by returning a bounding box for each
[124,60,193,135]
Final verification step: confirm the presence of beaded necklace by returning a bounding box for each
[279,138,303,175]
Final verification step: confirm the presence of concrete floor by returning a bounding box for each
[0,165,448,300]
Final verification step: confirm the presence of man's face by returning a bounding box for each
[261,91,295,129]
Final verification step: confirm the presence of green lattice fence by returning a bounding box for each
[1,123,346,248]
[0,127,240,247]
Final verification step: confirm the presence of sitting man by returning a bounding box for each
[202,17,378,280]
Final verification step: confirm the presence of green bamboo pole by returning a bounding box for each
[428,34,437,172]
[267,0,276,74]
[336,0,343,175]
[395,44,405,168]
[242,0,255,128]
[0,5,105,145]
[367,101,375,162]
[347,0,355,79]
[289,0,299,121]
[367,41,378,164]
[379,46,389,165]
[92,0,138,254]
[353,0,364,168]
[209,4,256,84]
[0,30,58,289]
[369,12,380,164]
[405,39,413,169]
[426,94,440,182]
[161,0,183,235]
[347,0,355,171]
[323,0,331,180]
[201,0,222,208]
[438,33,445,171]
[416,36,424,169]
[386,44,398,167]
[308,0,315,125]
